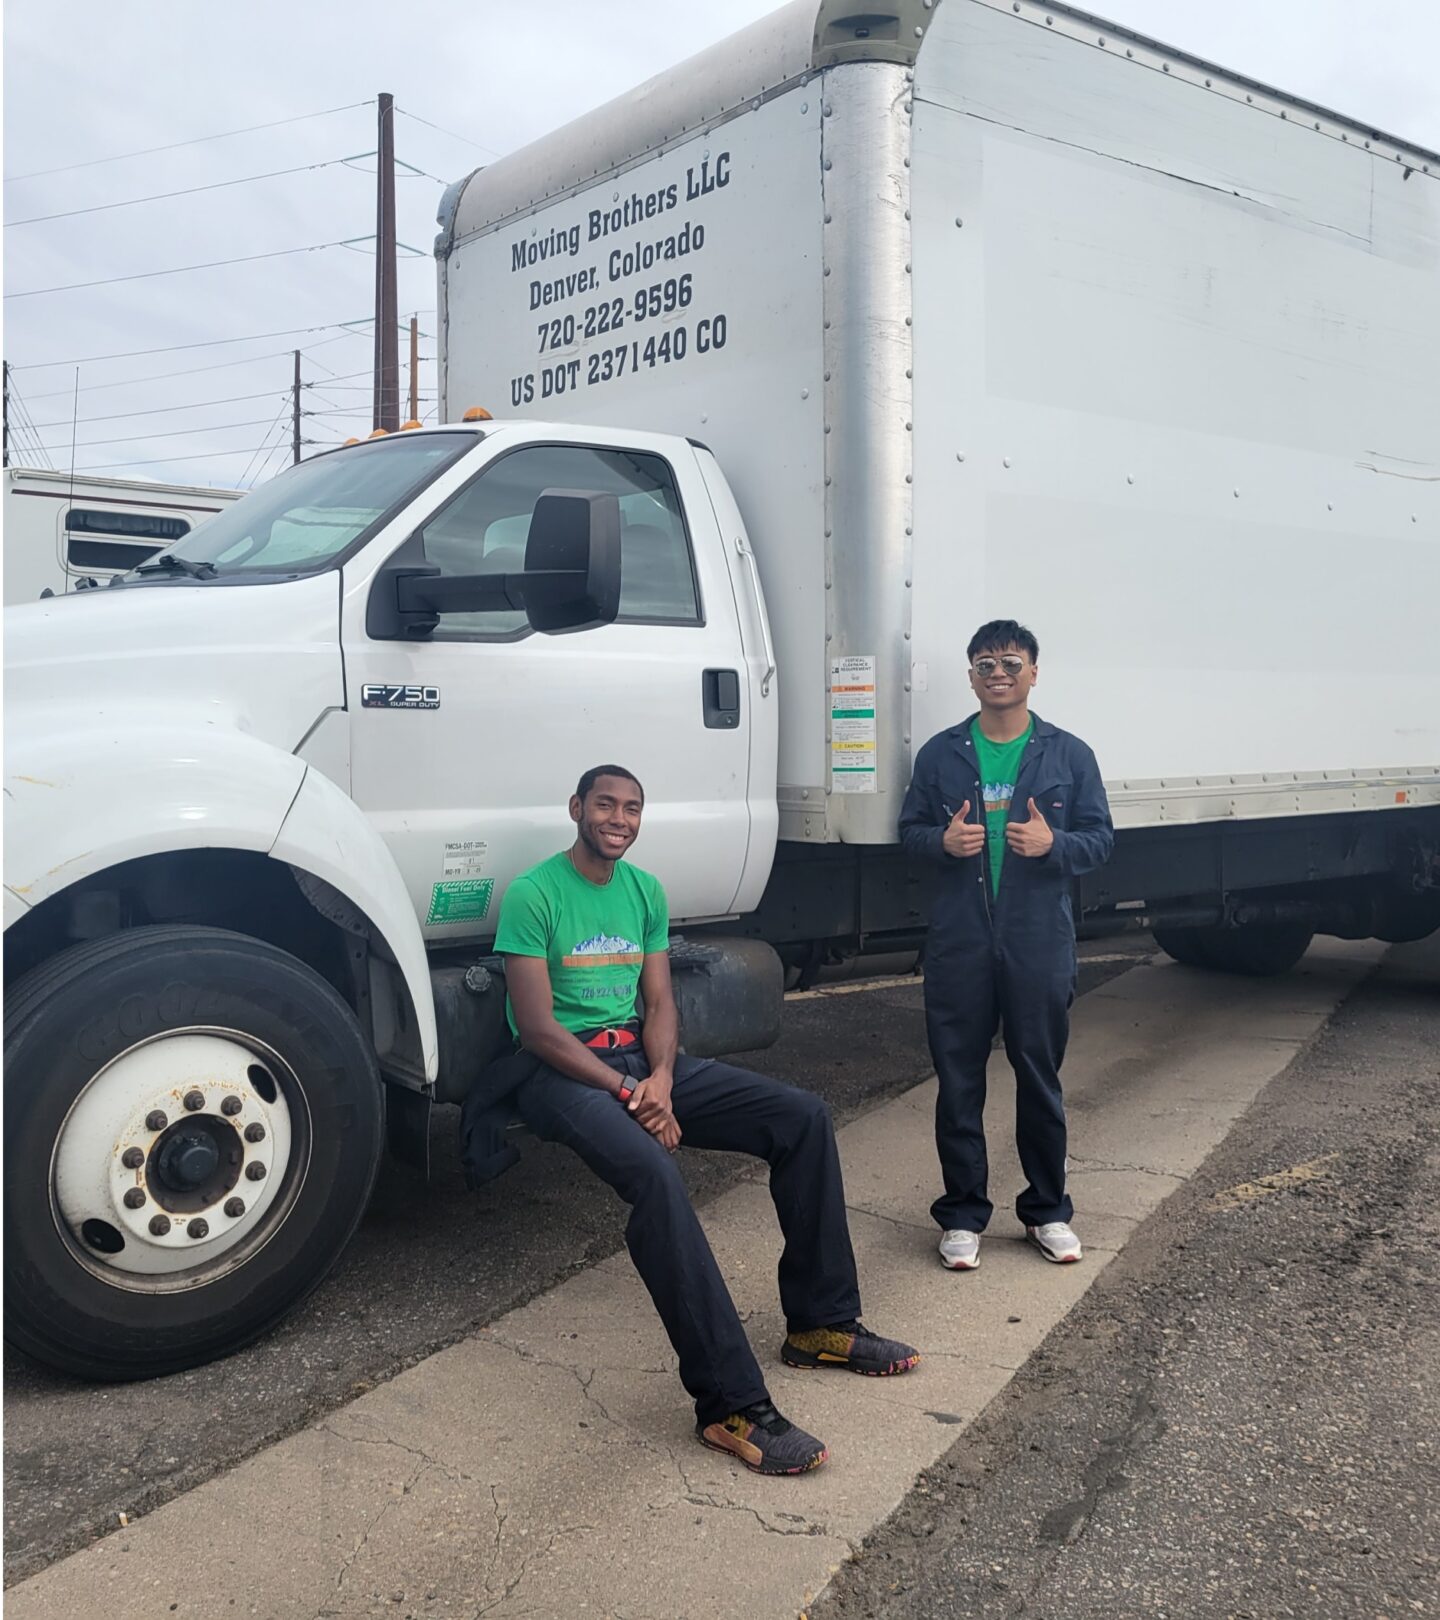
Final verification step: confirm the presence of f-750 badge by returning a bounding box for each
[361,683,440,710]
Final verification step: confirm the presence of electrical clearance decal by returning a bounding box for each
[830,655,877,794]
[426,841,494,925]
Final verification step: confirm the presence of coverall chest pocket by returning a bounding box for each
[1027,774,1074,832]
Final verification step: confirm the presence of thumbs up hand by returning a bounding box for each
[942,799,986,859]
[1005,797,1055,858]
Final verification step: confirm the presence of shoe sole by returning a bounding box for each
[940,1253,980,1271]
[697,1429,828,1475]
[780,1346,922,1376]
[1027,1235,1082,1264]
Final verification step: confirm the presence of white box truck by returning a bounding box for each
[3,467,243,604]
[4,0,1437,1379]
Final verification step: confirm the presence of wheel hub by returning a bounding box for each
[149,1117,241,1212]
[53,1032,295,1280]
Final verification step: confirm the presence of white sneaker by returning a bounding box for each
[1026,1222,1083,1264]
[939,1229,981,1270]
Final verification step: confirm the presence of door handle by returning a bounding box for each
[702,668,742,729]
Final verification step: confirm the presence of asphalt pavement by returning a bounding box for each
[815,935,1440,1620]
[0,940,1151,1585]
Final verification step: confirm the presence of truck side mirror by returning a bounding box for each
[522,488,621,634]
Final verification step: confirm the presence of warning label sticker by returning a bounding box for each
[443,840,489,880]
[830,654,877,795]
[425,878,495,926]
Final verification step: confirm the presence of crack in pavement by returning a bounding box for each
[312,1452,431,1616]
[468,1521,596,1618]
[844,1201,933,1236]
[1067,1156,1185,1181]
[1035,1382,1166,1549]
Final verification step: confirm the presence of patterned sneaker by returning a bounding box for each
[780,1320,921,1376]
[1026,1221,1083,1263]
[939,1228,982,1270]
[697,1400,828,1475]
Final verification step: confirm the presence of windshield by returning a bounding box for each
[134,433,476,579]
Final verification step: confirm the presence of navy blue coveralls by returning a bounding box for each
[899,713,1114,1233]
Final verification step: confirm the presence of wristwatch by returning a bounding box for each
[616,1078,637,1104]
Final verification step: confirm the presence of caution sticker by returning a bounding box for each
[425,878,495,926]
[830,654,877,794]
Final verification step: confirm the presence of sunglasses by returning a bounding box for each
[971,655,1028,677]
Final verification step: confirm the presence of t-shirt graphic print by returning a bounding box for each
[971,719,1035,897]
[495,852,670,1036]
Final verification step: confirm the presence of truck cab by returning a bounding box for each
[2,421,776,1380]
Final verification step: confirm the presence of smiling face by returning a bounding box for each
[570,773,644,865]
[968,644,1037,714]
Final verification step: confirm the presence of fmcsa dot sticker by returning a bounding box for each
[425,879,495,926]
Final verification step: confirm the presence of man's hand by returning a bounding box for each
[1005,798,1055,858]
[629,1070,681,1151]
[942,800,986,859]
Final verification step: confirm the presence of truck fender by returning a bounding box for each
[3,723,308,909]
[270,766,439,1083]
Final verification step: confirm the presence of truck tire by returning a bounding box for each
[3,925,383,1380]
[1152,926,1221,970]
[1155,922,1314,977]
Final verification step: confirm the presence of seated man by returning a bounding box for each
[495,763,919,1475]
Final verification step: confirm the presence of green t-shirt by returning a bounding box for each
[971,718,1034,896]
[494,851,670,1036]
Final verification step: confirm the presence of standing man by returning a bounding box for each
[899,621,1113,1271]
[490,764,919,1476]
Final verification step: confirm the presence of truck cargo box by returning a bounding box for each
[437,0,1440,845]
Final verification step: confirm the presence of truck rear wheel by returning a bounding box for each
[3,925,383,1380]
[1155,921,1314,977]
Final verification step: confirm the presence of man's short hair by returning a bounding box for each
[575,764,645,805]
[967,619,1039,664]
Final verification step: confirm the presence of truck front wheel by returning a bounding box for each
[3,925,383,1380]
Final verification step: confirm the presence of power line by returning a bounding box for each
[31,387,323,429]
[9,321,375,372]
[6,240,369,301]
[78,445,318,472]
[32,415,296,455]
[6,156,365,228]
[395,106,504,161]
[4,100,373,183]
[238,396,293,489]
[20,332,367,400]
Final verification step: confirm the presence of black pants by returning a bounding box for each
[515,1051,861,1425]
[924,951,1074,1232]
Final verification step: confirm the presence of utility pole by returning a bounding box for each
[373,91,399,432]
[2,361,9,469]
[408,315,420,423]
[292,349,302,465]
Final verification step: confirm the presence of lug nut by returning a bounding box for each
[121,1147,145,1169]
[183,1090,206,1112]
[123,1187,147,1209]
[187,1218,209,1239]
[245,1161,267,1182]
[149,1214,171,1236]
[220,1095,243,1116]
[224,1198,246,1218]
[146,1110,168,1132]
[244,1122,266,1143]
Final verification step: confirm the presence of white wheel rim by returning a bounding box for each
[51,1029,310,1292]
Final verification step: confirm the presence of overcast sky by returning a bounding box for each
[4,0,1437,490]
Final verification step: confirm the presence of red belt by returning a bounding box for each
[583,1027,639,1050]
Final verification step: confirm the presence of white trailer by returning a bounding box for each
[3,0,1437,1380]
[3,468,243,604]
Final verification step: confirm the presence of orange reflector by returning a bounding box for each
[367,428,390,439]
[401,419,423,431]
[342,437,360,446]
[462,406,493,422]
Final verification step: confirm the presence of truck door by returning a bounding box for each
[343,433,754,938]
